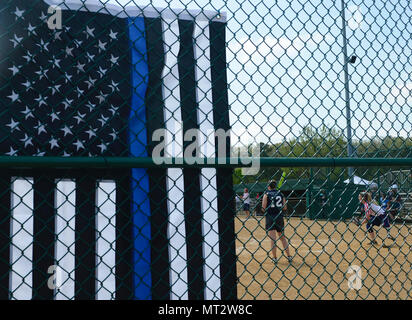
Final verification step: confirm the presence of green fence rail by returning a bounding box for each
[0,156,411,168]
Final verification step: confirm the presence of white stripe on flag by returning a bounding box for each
[10,177,34,300]
[55,180,76,300]
[162,17,188,300]
[194,20,221,300]
[96,181,116,300]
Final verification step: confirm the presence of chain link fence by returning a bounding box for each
[0,0,411,299]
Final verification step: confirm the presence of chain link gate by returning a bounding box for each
[0,0,411,300]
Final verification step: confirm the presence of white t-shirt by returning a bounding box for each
[369,203,385,216]
[243,193,250,204]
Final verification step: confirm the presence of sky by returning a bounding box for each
[59,0,412,149]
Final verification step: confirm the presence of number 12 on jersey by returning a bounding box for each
[271,195,282,208]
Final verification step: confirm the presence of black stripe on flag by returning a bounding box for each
[75,174,96,299]
[32,174,56,300]
[0,173,11,299]
[178,19,205,300]
[210,21,237,300]
[115,171,133,300]
[144,17,170,300]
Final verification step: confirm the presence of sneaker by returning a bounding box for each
[272,257,278,263]
[387,235,395,241]
[368,240,378,245]
[287,256,293,263]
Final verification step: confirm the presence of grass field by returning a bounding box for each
[235,216,412,300]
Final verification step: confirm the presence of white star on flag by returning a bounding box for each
[109,80,119,92]
[64,73,73,83]
[35,66,49,80]
[9,65,21,76]
[109,129,117,141]
[22,80,33,91]
[86,52,95,63]
[74,112,86,124]
[49,137,59,150]
[51,84,62,95]
[109,105,119,116]
[8,91,20,102]
[34,121,47,135]
[23,51,35,63]
[86,103,96,112]
[96,92,108,103]
[109,29,118,40]
[14,7,25,20]
[98,115,109,127]
[20,134,33,148]
[85,76,97,89]
[66,46,74,57]
[61,126,73,137]
[62,98,74,109]
[34,94,47,107]
[85,128,97,139]
[27,23,37,36]
[49,57,61,68]
[36,38,49,52]
[97,143,107,153]
[6,147,18,156]
[10,34,23,48]
[50,111,61,122]
[6,119,20,132]
[96,40,107,53]
[76,62,86,74]
[35,149,46,157]
[110,54,119,65]
[21,106,34,120]
[53,30,63,41]
[39,12,48,22]
[74,39,83,48]
[97,66,107,78]
[76,87,84,98]
[73,140,85,151]
[85,26,95,38]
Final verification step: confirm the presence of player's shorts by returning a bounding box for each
[366,214,390,233]
[266,213,284,232]
[243,203,250,211]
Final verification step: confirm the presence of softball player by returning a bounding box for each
[262,181,292,263]
[358,192,395,245]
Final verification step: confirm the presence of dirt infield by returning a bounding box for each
[235,216,412,300]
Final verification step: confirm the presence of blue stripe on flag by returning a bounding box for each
[128,17,152,300]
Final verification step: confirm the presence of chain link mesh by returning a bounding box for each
[0,0,411,300]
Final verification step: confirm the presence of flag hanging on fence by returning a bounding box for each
[0,0,236,300]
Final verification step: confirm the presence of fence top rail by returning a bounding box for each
[0,156,411,169]
[44,0,227,21]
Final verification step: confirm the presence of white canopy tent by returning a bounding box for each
[344,175,373,185]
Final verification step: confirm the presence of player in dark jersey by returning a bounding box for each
[262,181,292,263]
[386,184,402,222]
